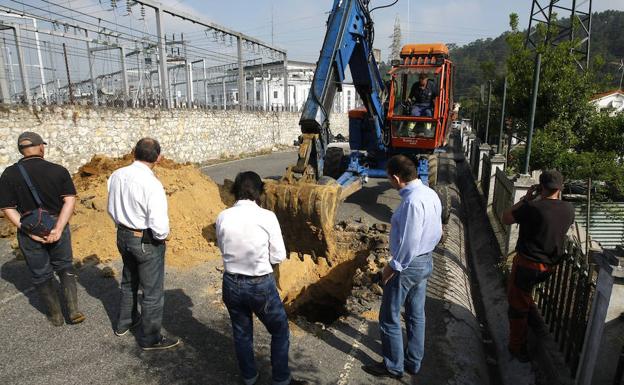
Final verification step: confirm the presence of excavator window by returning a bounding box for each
[391,68,439,139]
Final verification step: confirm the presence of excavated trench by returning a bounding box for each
[264,219,389,325]
[216,177,392,325]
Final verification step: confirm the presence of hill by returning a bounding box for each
[450,10,624,100]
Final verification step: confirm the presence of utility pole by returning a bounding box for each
[498,76,508,154]
[389,16,402,62]
[484,80,492,144]
[523,53,541,175]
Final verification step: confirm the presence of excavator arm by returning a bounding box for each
[264,0,389,258]
[285,0,386,186]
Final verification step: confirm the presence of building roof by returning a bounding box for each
[590,89,624,101]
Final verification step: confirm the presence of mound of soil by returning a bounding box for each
[71,154,226,267]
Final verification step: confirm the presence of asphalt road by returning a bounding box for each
[0,148,486,385]
[200,149,401,225]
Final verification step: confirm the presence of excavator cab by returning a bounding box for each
[391,68,440,139]
[387,43,453,152]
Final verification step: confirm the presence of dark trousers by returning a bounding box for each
[116,228,165,346]
[222,273,291,385]
[507,254,552,352]
[17,226,73,284]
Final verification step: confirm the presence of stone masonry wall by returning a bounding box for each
[0,106,349,174]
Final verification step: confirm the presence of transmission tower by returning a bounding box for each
[526,0,592,70]
[388,16,402,63]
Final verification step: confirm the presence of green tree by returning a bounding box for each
[504,14,624,197]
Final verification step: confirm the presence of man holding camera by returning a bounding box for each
[0,132,84,326]
[502,170,575,362]
[107,137,179,350]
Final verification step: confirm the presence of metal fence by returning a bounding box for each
[0,0,290,110]
[534,238,594,376]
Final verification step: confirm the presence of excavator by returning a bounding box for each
[263,0,453,257]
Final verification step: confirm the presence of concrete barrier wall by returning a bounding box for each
[0,106,349,174]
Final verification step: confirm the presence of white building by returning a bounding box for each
[590,89,624,115]
[203,60,361,113]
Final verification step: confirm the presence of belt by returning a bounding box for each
[117,223,145,237]
[225,272,272,281]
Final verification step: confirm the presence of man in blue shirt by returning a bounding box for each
[363,155,442,379]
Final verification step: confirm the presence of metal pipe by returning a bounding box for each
[237,35,244,110]
[13,26,31,104]
[498,76,507,154]
[120,47,129,104]
[85,30,97,106]
[222,76,226,110]
[586,177,591,257]
[32,19,47,103]
[155,7,170,108]
[203,59,208,107]
[283,53,289,111]
[523,53,542,174]
[0,38,9,103]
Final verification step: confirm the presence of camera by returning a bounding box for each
[530,184,542,199]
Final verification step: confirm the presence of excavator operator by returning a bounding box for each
[408,72,438,117]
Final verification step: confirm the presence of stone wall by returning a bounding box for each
[0,106,350,174]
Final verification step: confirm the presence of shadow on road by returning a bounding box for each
[77,264,120,329]
[343,181,394,223]
[1,257,45,315]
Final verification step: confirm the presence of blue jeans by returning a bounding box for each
[222,273,290,385]
[379,252,433,375]
[116,228,166,346]
[17,225,73,285]
[411,103,433,117]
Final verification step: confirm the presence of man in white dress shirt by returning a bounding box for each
[216,171,307,385]
[107,138,179,351]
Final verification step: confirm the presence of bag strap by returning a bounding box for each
[17,163,43,208]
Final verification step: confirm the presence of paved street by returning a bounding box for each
[0,149,487,385]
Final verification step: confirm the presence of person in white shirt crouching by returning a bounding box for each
[216,171,308,385]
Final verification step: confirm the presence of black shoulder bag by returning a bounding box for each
[17,163,56,237]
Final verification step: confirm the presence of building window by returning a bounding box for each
[246,92,249,101]
[274,91,279,99]
[235,92,239,102]
[211,95,215,103]
[256,91,261,100]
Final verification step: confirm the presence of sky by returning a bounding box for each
[160,0,624,62]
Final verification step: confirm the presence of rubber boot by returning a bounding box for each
[58,269,86,324]
[35,279,64,326]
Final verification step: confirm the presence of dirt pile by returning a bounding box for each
[0,154,226,267]
[70,154,226,267]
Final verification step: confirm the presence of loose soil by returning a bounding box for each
[0,154,226,268]
[1,155,388,323]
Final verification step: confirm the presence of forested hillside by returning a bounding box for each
[450,10,624,100]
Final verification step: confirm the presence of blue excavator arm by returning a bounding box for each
[284,0,386,194]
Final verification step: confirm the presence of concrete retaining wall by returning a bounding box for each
[0,106,349,174]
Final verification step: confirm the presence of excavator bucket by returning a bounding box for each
[262,179,342,260]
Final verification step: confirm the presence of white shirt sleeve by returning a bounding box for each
[267,212,286,265]
[146,181,169,240]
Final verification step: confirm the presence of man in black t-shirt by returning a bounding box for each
[0,132,85,326]
[408,73,438,117]
[502,170,575,362]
